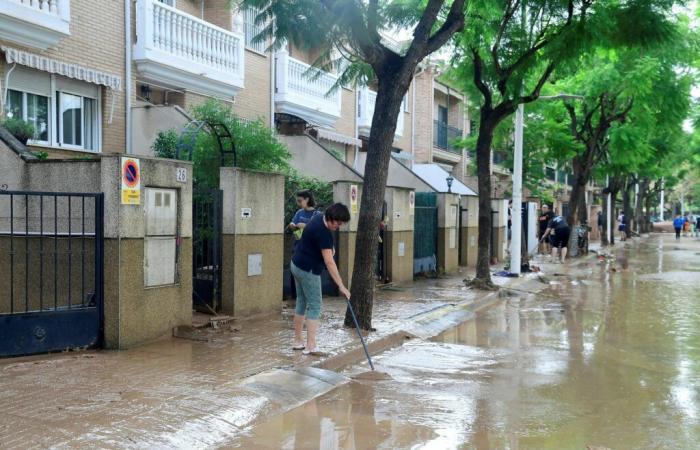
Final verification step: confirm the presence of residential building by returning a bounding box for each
[411,66,470,181]
[0,1,471,188]
[0,0,126,156]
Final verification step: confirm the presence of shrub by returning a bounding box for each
[152,129,179,159]
[2,117,35,145]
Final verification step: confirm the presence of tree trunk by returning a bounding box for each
[567,157,591,228]
[601,193,609,245]
[472,111,498,288]
[344,76,408,330]
[622,179,633,236]
[636,178,649,234]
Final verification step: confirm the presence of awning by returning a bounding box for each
[316,128,363,148]
[2,46,122,91]
[412,163,477,196]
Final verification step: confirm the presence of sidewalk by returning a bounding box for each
[0,272,515,450]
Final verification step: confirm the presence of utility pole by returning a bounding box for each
[659,178,664,221]
[510,94,583,274]
[606,175,611,245]
[509,104,524,274]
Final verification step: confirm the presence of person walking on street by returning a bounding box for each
[291,203,351,355]
[695,214,700,238]
[288,191,321,297]
[597,211,604,241]
[618,212,627,242]
[538,204,554,254]
[683,213,692,237]
[673,213,685,241]
[540,213,571,263]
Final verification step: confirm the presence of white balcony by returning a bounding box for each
[0,0,70,50]
[275,49,341,128]
[133,0,245,100]
[357,86,404,139]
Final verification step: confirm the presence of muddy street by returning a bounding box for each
[224,235,700,450]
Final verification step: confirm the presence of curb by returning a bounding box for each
[308,276,537,373]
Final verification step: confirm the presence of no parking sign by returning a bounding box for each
[121,157,141,205]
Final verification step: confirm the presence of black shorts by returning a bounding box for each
[549,228,570,248]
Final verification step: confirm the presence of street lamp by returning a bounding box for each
[510,94,584,275]
[446,175,454,193]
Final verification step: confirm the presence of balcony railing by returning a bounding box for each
[275,49,341,127]
[357,86,404,138]
[433,120,463,153]
[0,0,70,49]
[134,0,245,99]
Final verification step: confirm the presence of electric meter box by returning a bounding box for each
[144,188,177,287]
[145,188,177,236]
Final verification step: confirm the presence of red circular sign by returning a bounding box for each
[123,160,139,188]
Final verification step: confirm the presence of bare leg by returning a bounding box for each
[560,246,568,263]
[306,319,319,350]
[551,247,558,260]
[294,314,305,346]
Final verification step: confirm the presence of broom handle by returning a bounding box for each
[346,298,375,371]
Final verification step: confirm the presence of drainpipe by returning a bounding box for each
[125,0,132,154]
[353,87,359,170]
[410,73,417,169]
[270,48,275,129]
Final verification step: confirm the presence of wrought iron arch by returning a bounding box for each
[175,120,237,168]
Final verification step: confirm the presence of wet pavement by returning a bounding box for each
[0,269,508,449]
[225,234,700,450]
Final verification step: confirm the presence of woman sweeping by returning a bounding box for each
[291,203,351,355]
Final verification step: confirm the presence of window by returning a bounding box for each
[244,8,266,53]
[6,67,100,152]
[56,92,99,151]
[6,89,50,143]
[158,0,175,6]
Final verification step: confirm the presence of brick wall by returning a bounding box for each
[412,70,434,164]
[231,51,272,123]
[0,0,127,155]
[202,0,231,29]
[176,0,202,19]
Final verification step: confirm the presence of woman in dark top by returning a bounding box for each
[291,203,351,355]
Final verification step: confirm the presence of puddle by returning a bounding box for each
[223,236,700,450]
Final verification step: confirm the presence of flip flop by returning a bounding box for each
[302,348,326,356]
[292,342,305,350]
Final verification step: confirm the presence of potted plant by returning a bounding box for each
[2,117,35,145]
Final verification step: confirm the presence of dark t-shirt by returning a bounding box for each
[548,215,570,232]
[292,214,334,275]
[539,211,554,232]
[597,214,604,227]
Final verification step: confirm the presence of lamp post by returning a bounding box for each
[446,175,454,193]
[510,94,584,275]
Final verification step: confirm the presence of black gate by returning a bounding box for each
[413,192,438,274]
[192,188,223,312]
[0,191,104,358]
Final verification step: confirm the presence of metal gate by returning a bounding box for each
[0,191,104,358]
[413,192,438,274]
[192,188,223,312]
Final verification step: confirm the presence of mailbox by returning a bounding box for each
[144,188,177,286]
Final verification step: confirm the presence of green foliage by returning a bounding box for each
[190,100,291,188]
[284,171,334,225]
[154,100,292,188]
[2,117,35,145]
[152,129,179,159]
[32,151,48,160]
